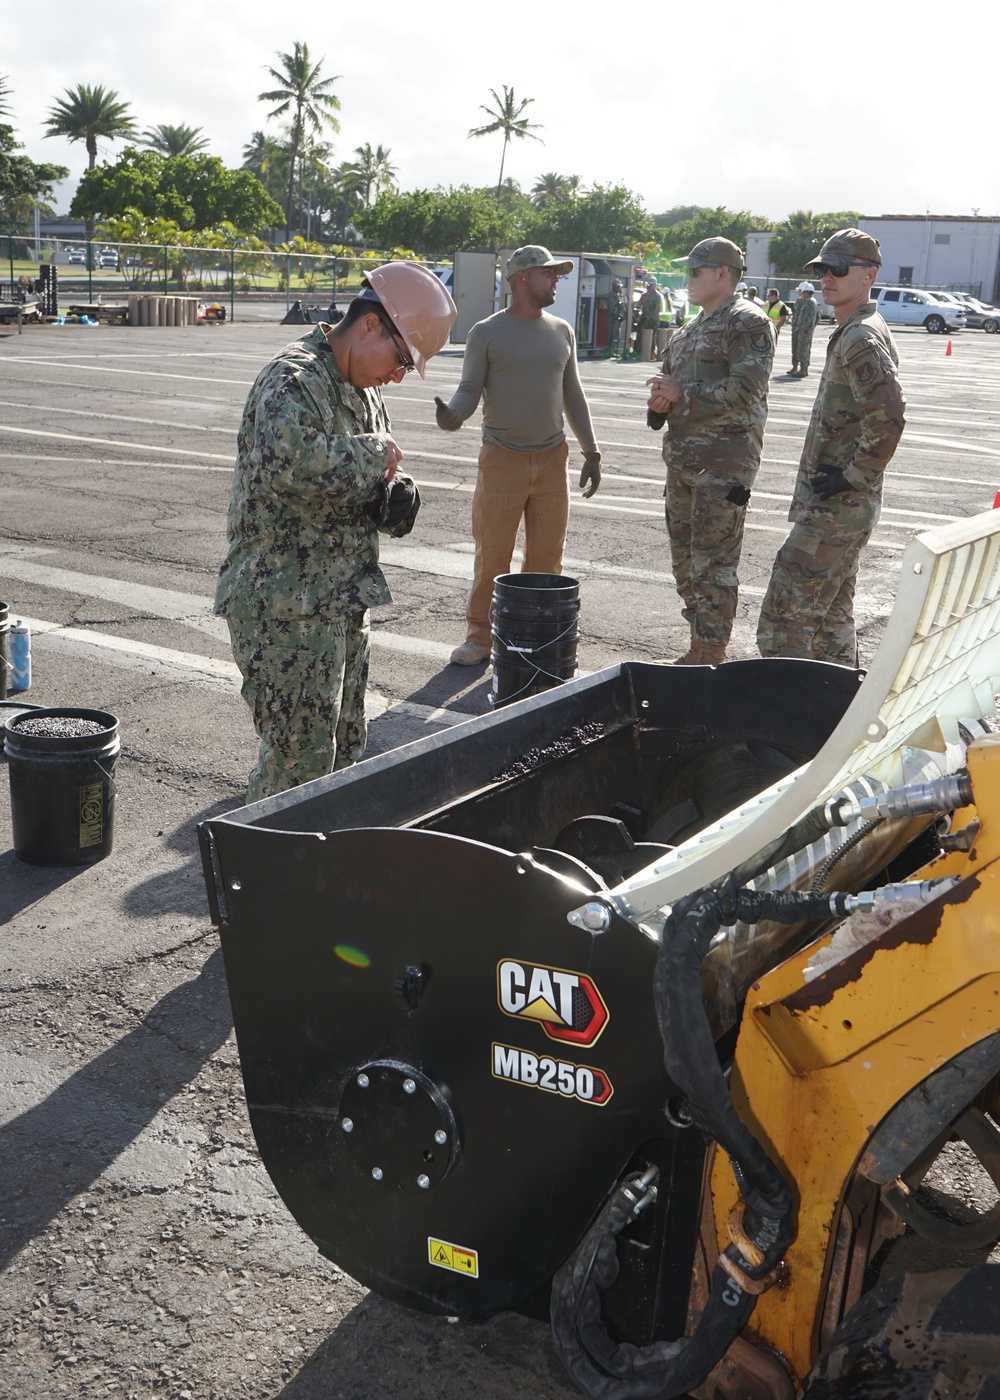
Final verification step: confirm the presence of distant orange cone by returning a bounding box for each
[946,340,953,355]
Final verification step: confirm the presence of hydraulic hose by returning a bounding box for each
[552,883,841,1399]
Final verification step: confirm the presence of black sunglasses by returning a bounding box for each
[385,323,414,373]
[812,262,868,278]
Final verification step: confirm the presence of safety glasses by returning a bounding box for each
[385,324,415,374]
[812,262,867,279]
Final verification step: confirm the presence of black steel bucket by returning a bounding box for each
[5,707,121,865]
[489,572,580,708]
[0,601,9,701]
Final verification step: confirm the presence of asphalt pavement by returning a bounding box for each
[1,317,999,1398]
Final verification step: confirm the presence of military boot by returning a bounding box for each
[699,642,728,665]
[663,632,702,665]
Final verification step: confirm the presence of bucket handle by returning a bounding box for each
[490,614,579,656]
[93,758,119,798]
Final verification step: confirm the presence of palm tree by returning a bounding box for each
[43,84,137,238]
[344,142,398,205]
[0,73,11,120]
[331,160,366,241]
[259,41,341,238]
[140,123,209,158]
[469,85,543,201]
[532,172,570,207]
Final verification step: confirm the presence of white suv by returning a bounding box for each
[871,286,966,334]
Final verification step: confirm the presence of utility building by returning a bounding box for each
[858,215,1000,300]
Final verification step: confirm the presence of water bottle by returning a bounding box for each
[10,619,30,692]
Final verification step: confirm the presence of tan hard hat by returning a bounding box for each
[364,263,457,377]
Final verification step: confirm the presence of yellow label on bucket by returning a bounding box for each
[79,781,103,847]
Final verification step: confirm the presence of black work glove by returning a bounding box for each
[813,466,853,500]
[579,451,602,499]
[366,473,421,536]
[434,395,462,432]
[647,407,668,431]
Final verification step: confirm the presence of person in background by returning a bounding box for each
[215,262,456,800]
[789,280,820,376]
[646,238,774,666]
[435,245,603,666]
[763,287,790,337]
[757,230,905,666]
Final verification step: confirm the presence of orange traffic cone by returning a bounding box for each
[946,340,953,356]
[993,490,1000,509]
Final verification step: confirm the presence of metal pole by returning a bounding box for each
[163,245,168,296]
[286,252,291,313]
[7,234,13,297]
[333,255,338,313]
[87,238,93,302]
[230,249,235,324]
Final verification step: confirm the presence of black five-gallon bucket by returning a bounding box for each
[490,572,580,708]
[5,707,121,865]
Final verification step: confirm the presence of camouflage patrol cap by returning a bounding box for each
[505,245,574,281]
[804,228,882,269]
[686,237,746,271]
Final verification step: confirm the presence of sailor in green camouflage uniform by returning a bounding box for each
[789,281,820,376]
[757,230,905,666]
[215,263,455,800]
[647,237,775,664]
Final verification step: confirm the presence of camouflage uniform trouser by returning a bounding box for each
[756,520,869,666]
[664,460,757,648]
[791,323,816,372]
[226,610,370,802]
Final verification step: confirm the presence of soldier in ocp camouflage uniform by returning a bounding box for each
[757,230,905,666]
[214,263,455,800]
[647,237,775,664]
[789,281,820,376]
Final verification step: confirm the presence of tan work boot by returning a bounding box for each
[699,642,728,666]
[663,636,702,665]
[450,639,491,666]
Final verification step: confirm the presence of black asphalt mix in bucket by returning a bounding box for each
[489,573,580,709]
[5,706,121,865]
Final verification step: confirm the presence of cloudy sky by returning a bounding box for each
[5,0,998,227]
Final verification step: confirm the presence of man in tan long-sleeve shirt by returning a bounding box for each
[435,245,603,665]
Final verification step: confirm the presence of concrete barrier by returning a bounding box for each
[128,294,200,327]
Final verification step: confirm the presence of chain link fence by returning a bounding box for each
[2,235,447,323]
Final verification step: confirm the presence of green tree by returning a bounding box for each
[767,209,863,274]
[468,85,543,200]
[656,205,772,259]
[259,41,340,238]
[529,184,655,253]
[0,121,68,231]
[343,142,398,205]
[71,148,283,234]
[141,123,209,157]
[358,185,522,257]
[43,83,137,238]
[531,172,570,206]
[0,74,11,120]
[653,204,711,229]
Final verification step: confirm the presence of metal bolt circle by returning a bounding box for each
[341,1118,354,1133]
[417,1175,430,1189]
[434,1130,447,1145]
[403,1078,416,1094]
[229,879,241,891]
[357,1073,370,1088]
[372,1167,383,1181]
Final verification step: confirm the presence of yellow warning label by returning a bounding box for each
[428,1236,479,1278]
[79,781,103,848]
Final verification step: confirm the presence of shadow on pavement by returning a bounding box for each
[0,846,83,924]
[402,666,494,716]
[0,947,231,1270]
[275,1292,578,1400]
[121,796,245,920]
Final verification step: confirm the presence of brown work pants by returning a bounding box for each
[465,439,571,646]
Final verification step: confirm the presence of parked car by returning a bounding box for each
[97,249,119,269]
[66,248,87,265]
[870,286,966,334]
[951,293,1000,334]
